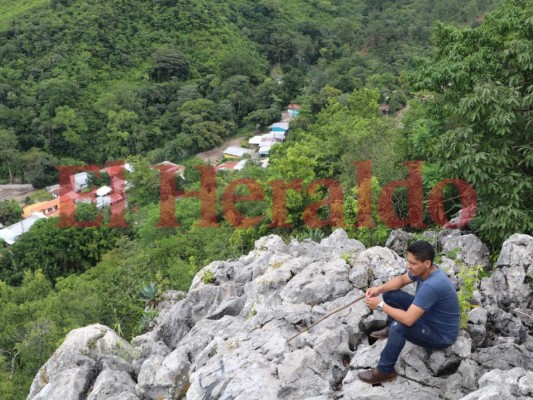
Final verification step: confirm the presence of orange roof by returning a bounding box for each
[23,198,60,218]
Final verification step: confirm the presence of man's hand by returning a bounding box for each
[365,296,381,311]
[365,286,382,298]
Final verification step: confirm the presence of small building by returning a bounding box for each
[154,161,185,179]
[269,122,289,132]
[259,145,272,158]
[260,137,277,146]
[96,185,112,197]
[267,131,286,141]
[379,103,390,115]
[22,198,60,218]
[223,146,253,159]
[248,135,265,147]
[288,104,301,118]
[101,163,134,177]
[233,159,248,171]
[215,161,240,172]
[0,212,47,245]
[70,172,90,192]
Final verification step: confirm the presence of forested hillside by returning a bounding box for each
[0,0,497,186]
[2,0,531,398]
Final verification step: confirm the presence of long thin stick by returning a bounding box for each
[287,294,366,342]
[514,309,533,320]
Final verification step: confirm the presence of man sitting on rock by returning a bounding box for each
[358,240,460,384]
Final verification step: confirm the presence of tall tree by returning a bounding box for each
[0,129,21,183]
[409,0,533,246]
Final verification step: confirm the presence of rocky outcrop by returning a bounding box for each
[27,230,533,399]
[27,324,138,400]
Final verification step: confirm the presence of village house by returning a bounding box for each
[223,146,254,159]
[215,161,240,172]
[269,122,289,132]
[70,171,90,192]
[0,212,47,245]
[154,161,185,179]
[288,103,301,118]
[22,198,60,218]
[379,103,390,115]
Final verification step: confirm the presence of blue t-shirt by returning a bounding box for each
[407,267,460,345]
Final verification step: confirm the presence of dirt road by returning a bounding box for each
[195,110,290,164]
[196,136,247,164]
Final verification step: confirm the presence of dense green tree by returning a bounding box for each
[409,0,533,246]
[20,148,58,189]
[0,129,22,184]
[0,200,22,226]
[150,46,190,82]
[126,157,161,207]
[0,218,121,285]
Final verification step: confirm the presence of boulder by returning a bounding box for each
[385,229,414,256]
[440,233,490,268]
[27,324,135,400]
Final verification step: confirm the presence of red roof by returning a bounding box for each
[76,189,98,202]
[288,103,301,110]
[109,193,123,203]
[63,191,80,201]
[215,161,239,171]
[154,162,185,175]
[111,176,126,190]
[102,164,128,177]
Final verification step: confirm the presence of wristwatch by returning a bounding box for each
[376,301,385,312]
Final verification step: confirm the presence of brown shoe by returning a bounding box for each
[370,327,388,339]
[358,368,397,384]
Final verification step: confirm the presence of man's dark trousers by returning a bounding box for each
[377,290,451,373]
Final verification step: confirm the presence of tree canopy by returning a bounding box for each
[408,0,532,246]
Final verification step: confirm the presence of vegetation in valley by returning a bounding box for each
[1,0,531,397]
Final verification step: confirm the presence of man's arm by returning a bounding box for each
[366,273,414,297]
[365,273,424,326]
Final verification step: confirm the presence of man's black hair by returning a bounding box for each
[406,240,435,264]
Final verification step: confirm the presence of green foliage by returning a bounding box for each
[457,264,483,329]
[0,218,122,285]
[126,157,161,207]
[340,251,354,264]
[0,200,22,226]
[444,247,462,260]
[351,225,391,248]
[0,0,498,187]
[292,228,326,243]
[87,171,111,188]
[201,270,215,284]
[135,308,159,335]
[23,190,54,205]
[247,307,257,319]
[139,282,159,308]
[0,269,99,399]
[409,0,533,248]
[74,202,101,223]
